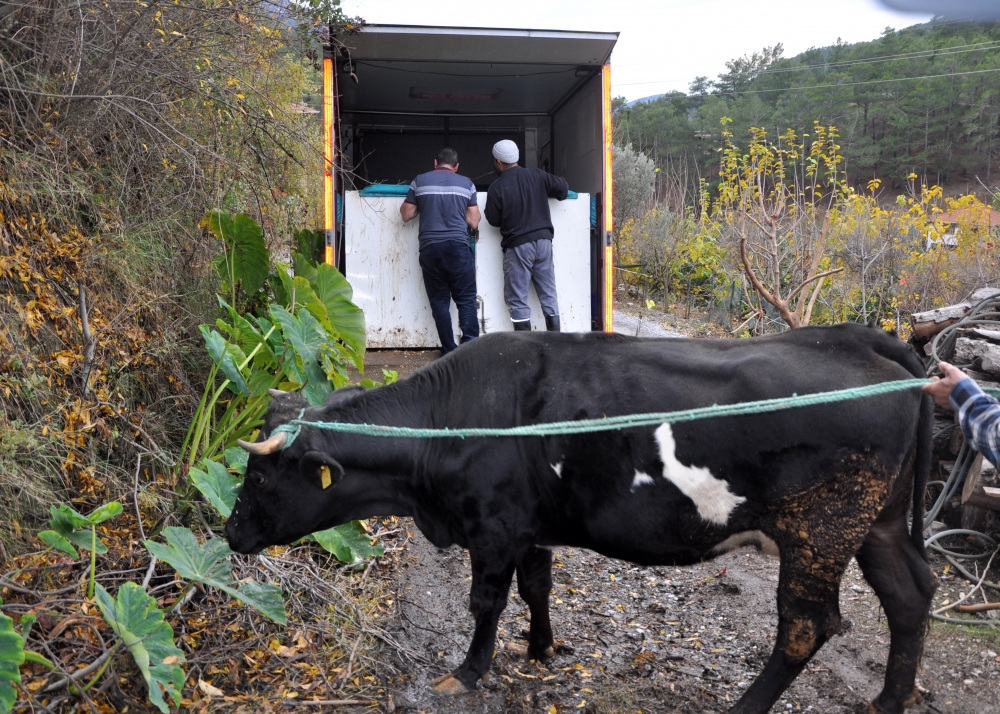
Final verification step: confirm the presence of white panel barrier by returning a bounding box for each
[345,191,592,349]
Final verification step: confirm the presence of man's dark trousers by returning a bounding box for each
[418,241,479,353]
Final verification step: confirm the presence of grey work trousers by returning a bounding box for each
[502,239,559,323]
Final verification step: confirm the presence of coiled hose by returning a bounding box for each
[921,291,1000,624]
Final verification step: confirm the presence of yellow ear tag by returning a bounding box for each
[320,464,332,490]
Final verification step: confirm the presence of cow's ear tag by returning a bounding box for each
[303,451,343,488]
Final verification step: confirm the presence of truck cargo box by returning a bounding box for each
[323,24,617,347]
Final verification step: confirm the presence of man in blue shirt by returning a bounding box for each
[400,148,481,354]
[923,361,1000,466]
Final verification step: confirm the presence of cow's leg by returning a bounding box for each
[728,547,845,714]
[432,555,515,694]
[855,520,937,714]
[730,463,891,714]
[516,546,555,659]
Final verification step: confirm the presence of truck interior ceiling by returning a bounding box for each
[334,25,618,194]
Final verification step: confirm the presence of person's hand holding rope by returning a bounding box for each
[922,361,969,409]
[921,360,1000,464]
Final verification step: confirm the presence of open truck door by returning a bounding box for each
[323,25,617,347]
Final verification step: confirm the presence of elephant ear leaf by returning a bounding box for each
[37,530,78,558]
[224,447,249,475]
[95,584,184,714]
[228,214,269,295]
[311,263,365,364]
[0,599,25,714]
[310,521,383,565]
[49,504,90,531]
[294,229,324,263]
[189,461,241,518]
[292,252,318,284]
[87,502,123,525]
[199,325,250,396]
[270,305,331,406]
[205,210,270,296]
[144,527,286,625]
[45,503,122,555]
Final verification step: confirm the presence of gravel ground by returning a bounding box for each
[382,532,1000,714]
[356,349,441,380]
[613,304,733,339]
[612,312,684,339]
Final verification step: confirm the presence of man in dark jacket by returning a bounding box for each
[400,147,480,354]
[484,139,568,332]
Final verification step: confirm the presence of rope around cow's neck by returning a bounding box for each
[269,378,1000,448]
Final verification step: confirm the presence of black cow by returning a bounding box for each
[225,324,936,714]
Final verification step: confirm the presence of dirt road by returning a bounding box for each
[383,533,1000,714]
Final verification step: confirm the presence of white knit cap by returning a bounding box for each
[492,139,519,164]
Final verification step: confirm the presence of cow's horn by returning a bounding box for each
[238,431,287,456]
[268,389,288,398]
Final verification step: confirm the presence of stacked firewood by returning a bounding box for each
[911,288,1000,521]
[911,287,1000,384]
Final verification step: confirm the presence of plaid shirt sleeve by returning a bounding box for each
[951,377,1000,466]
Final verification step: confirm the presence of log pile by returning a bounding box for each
[911,287,1000,383]
[954,330,1000,377]
[910,287,1000,520]
[960,452,1000,513]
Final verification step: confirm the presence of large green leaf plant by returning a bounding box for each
[0,604,57,714]
[94,584,186,714]
[37,502,123,598]
[205,209,270,307]
[0,603,25,714]
[179,212,366,479]
[2,212,379,711]
[17,497,287,713]
[182,211,381,564]
[145,528,286,625]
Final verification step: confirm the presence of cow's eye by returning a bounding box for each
[252,473,265,487]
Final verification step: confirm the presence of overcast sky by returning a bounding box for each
[339,0,933,101]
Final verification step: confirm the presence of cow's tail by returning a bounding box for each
[911,392,933,560]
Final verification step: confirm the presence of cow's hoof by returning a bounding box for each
[862,702,903,714]
[525,645,555,662]
[505,641,559,661]
[902,687,924,708]
[863,688,924,714]
[430,674,470,695]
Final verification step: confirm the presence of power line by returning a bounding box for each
[756,40,1000,76]
[618,65,1000,90]
[737,65,1000,94]
[618,37,1000,89]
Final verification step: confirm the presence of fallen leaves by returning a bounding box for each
[198,679,224,697]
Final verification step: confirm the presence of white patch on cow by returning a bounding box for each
[630,471,654,492]
[710,530,779,557]
[551,462,563,479]
[654,424,746,526]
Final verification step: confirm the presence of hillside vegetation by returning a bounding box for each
[0,4,409,713]
[616,20,1000,200]
[0,0,329,552]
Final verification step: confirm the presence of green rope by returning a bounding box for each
[269,378,1000,446]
